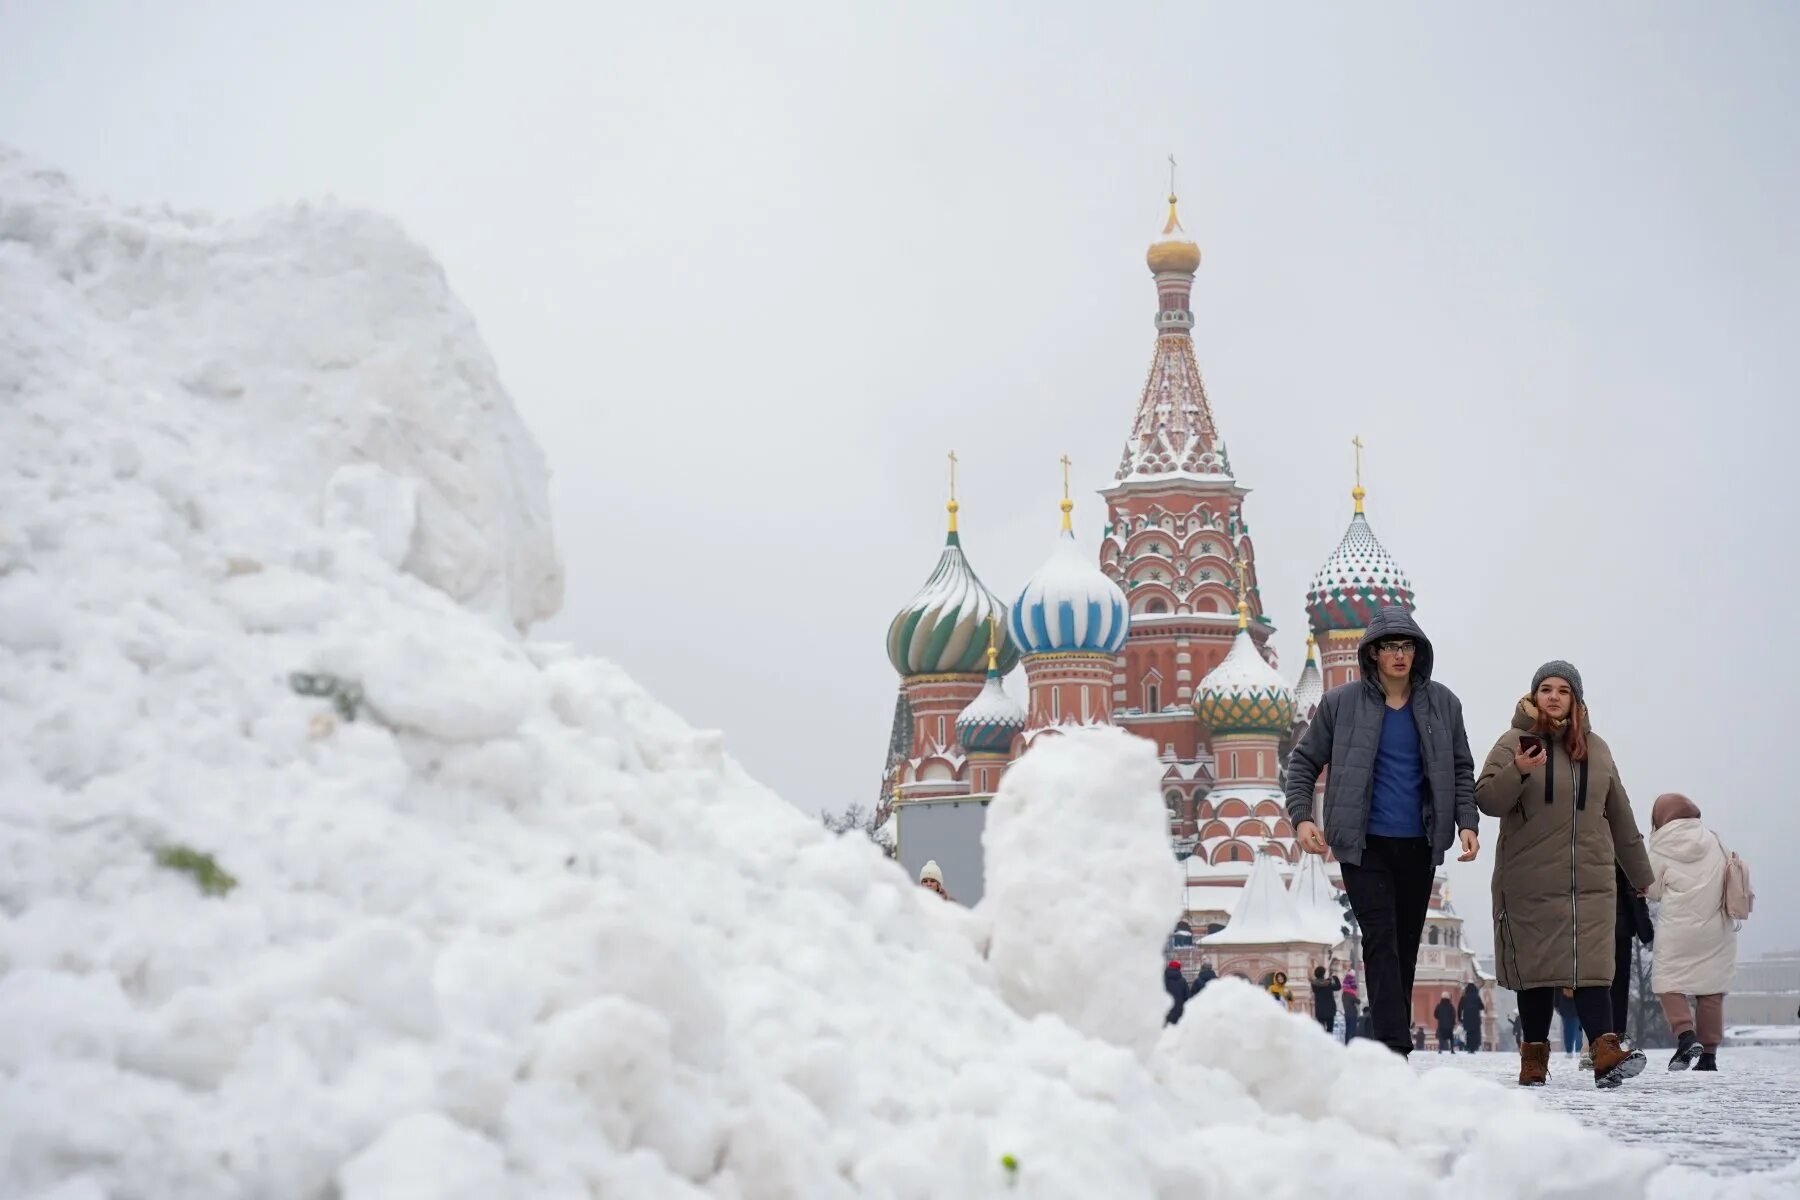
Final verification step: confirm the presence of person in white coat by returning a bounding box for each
[1647,793,1737,1072]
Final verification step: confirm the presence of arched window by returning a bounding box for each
[1146,598,1168,614]
[1163,789,1182,812]
[1428,927,1440,945]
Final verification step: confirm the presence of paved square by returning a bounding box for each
[1416,1046,1800,1178]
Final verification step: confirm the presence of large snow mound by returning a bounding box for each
[0,150,1779,1198]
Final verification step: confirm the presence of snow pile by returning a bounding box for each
[0,149,1755,1198]
[981,729,1182,1049]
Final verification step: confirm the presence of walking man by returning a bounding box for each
[1285,606,1479,1058]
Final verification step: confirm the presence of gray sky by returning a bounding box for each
[5,0,1796,958]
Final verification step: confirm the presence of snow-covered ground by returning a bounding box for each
[2,148,1796,1198]
[1418,1048,1800,1190]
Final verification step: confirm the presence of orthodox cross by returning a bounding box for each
[1060,454,1072,500]
[1233,555,1248,600]
[1168,154,1177,196]
[948,450,958,501]
[1351,435,1364,490]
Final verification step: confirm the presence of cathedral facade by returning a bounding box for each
[879,187,1493,1045]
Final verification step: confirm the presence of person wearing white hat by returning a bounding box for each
[918,860,950,900]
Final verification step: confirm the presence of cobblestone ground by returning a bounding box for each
[1416,1045,1800,1184]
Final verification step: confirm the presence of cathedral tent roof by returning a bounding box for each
[1289,850,1347,945]
[1199,848,1332,947]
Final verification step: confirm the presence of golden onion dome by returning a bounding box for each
[1146,193,1201,275]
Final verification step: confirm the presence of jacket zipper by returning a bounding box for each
[1560,745,1580,988]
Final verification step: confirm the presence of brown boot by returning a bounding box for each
[1518,1041,1551,1086]
[1590,1033,1647,1089]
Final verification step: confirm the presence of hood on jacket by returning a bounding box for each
[1650,816,1713,863]
[1356,606,1434,691]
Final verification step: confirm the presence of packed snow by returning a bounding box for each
[1,148,1792,1197]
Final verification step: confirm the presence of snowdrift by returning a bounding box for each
[0,149,1774,1198]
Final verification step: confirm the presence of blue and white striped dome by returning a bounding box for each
[957,670,1026,754]
[1010,527,1130,657]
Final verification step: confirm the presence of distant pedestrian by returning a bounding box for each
[1459,981,1485,1053]
[918,860,951,901]
[1508,1010,1522,1046]
[1267,971,1292,1007]
[1164,960,1190,1026]
[1434,992,1457,1053]
[1310,965,1341,1035]
[1285,608,1480,1060]
[1555,988,1583,1057]
[1411,1025,1426,1051]
[1648,793,1738,1073]
[1476,662,1654,1089]
[1189,958,1217,997]
[1340,969,1361,1043]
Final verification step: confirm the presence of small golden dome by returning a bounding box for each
[1146,193,1200,275]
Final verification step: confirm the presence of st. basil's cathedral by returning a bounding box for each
[877,185,1496,1045]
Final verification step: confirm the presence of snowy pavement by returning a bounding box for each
[1415,1046,1800,1178]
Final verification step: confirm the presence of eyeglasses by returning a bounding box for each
[1376,640,1416,655]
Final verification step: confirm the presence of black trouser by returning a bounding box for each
[1317,1008,1335,1033]
[1610,925,1633,1041]
[1519,986,1612,1045]
[1342,999,1359,1043]
[1463,1020,1482,1052]
[1339,835,1434,1054]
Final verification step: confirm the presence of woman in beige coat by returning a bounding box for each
[1647,793,1736,1072]
[1475,661,1654,1089]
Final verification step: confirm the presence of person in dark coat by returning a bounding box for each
[1188,959,1217,997]
[1459,981,1486,1052]
[1310,965,1340,1035]
[1553,987,1583,1056]
[1340,969,1361,1042]
[1434,992,1457,1052]
[1611,863,1654,1046]
[1164,961,1189,1025]
[1411,1025,1426,1051]
[1286,608,1479,1059]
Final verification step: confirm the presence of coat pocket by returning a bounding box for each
[1496,902,1525,986]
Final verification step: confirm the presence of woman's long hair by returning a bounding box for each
[1533,698,1588,763]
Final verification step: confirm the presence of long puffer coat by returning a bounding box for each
[1647,817,1737,996]
[1475,698,1654,991]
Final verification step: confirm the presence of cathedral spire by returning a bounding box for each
[1116,171,1223,485]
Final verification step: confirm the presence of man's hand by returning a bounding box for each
[1296,820,1328,856]
[1457,827,1480,862]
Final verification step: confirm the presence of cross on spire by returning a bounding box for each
[945,449,960,533]
[1351,435,1367,514]
[1168,153,1177,200]
[1233,555,1251,630]
[1058,455,1074,532]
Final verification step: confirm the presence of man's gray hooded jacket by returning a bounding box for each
[1283,607,1478,866]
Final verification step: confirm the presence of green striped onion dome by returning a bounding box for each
[1194,626,1296,735]
[887,530,1020,677]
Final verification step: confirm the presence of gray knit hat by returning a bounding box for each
[1531,660,1583,706]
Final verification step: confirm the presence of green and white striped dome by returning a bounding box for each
[887,522,1019,678]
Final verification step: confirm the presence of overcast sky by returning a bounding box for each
[5,0,1796,959]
